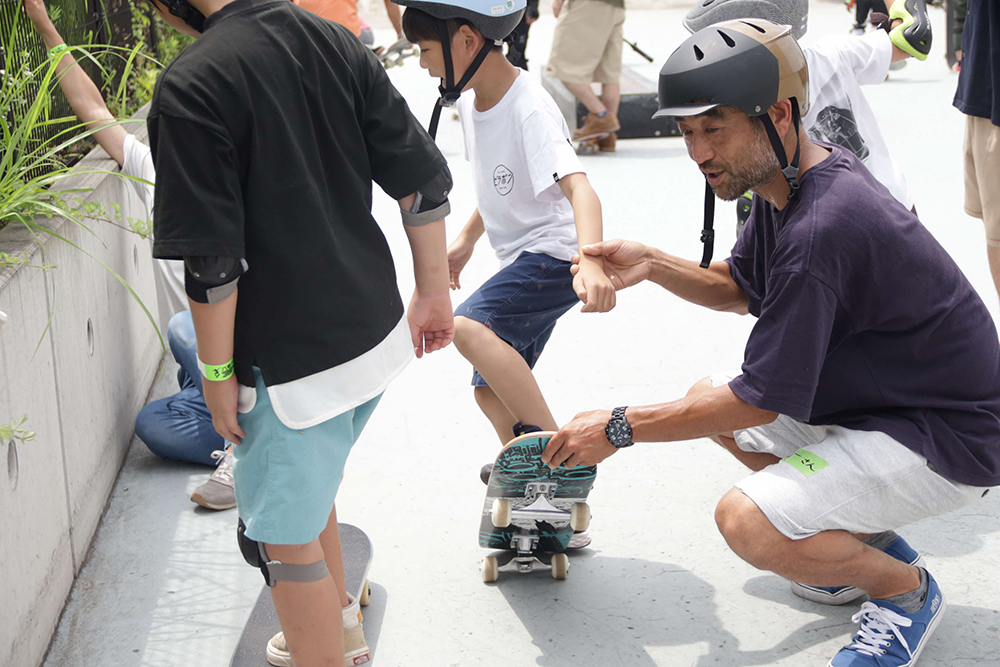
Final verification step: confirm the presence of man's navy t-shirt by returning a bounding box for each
[726,144,1000,488]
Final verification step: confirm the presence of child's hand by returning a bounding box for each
[573,257,616,313]
[408,291,455,358]
[571,239,651,291]
[202,376,246,445]
[446,238,474,290]
[22,0,54,30]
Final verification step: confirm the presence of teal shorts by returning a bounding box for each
[233,368,381,545]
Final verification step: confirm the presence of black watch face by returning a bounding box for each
[607,420,632,447]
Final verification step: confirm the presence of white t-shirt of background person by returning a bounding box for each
[457,70,584,268]
[802,32,913,210]
[122,133,187,330]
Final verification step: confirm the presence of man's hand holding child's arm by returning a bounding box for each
[400,193,454,358]
[559,173,615,313]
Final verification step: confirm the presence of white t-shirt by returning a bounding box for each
[803,32,913,210]
[457,71,584,267]
[123,135,411,429]
[122,133,186,330]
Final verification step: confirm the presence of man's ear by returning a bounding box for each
[766,99,795,139]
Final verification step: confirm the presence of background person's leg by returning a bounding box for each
[134,387,225,465]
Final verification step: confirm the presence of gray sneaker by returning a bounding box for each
[190,449,236,510]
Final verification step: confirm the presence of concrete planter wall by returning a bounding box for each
[0,116,163,667]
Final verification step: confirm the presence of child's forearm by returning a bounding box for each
[188,289,238,366]
[458,208,486,245]
[562,174,603,250]
[405,220,451,297]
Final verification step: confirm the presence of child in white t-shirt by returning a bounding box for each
[398,0,616,452]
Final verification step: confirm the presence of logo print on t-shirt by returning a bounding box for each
[809,105,869,161]
[493,165,514,196]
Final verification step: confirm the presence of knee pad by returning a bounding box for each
[889,0,931,61]
[237,519,330,587]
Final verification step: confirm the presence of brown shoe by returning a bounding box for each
[595,132,616,152]
[573,112,621,141]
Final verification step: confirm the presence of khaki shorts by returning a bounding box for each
[545,0,625,85]
[964,114,1000,244]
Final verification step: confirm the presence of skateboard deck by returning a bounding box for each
[479,432,597,581]
[379,38,419,69]
[230,523,376,666]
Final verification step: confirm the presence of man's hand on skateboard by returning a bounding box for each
[542,410,618,469]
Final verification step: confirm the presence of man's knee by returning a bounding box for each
[715,487,785,566]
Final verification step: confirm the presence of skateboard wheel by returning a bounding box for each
[491,498,512,528]
[551,553,569,580]
[359,580,370,607]
[482,556,499,583]
[570,502,591,532]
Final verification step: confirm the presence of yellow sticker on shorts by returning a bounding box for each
[786,449,829,477]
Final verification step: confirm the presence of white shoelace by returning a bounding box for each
[847,601,914,658]
[209,449,234,485]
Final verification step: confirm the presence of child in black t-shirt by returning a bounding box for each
[145,0,454,664]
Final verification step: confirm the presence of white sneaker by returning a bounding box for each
[190,449,236,510]
[265,594,370,667]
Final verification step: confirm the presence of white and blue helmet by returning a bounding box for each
[394,0,527,42]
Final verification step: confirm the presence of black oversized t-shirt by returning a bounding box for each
[726,144,1000,488]
[149,0,448,387]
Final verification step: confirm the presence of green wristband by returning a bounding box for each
[48,44,69,58]
[198,358,235,382]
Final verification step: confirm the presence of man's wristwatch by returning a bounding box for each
[605,406,634,448]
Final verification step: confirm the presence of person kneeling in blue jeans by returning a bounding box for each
[134,311,235,510]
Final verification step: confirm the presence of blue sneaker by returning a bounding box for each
[791,536,925,605]
[828,571,945,667]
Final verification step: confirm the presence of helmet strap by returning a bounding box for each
[699,180,715,269]
[759,101,802,202]
[427,25,495,140]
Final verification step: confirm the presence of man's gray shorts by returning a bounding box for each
[711,373,992,540]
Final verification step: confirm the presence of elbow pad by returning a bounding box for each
[888,0,931,61]
[401,166,453,227]
[184,256,248,304]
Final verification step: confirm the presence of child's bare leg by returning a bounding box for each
[474,385,518,443]
[454,316,558,431]
[265,540,344,667]
[317,504,349,608]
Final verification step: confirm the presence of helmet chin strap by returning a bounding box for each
[696,102,801,269]
[758,101,802,203]
[427,23,496,139]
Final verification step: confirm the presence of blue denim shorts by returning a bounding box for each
[454,252,579,386]
[234,367,381,545]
